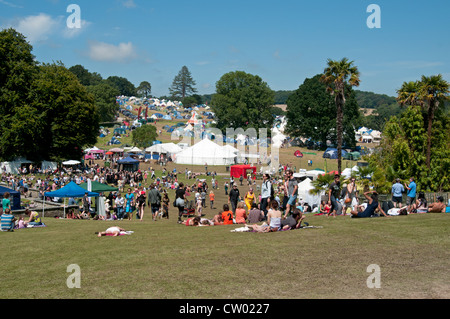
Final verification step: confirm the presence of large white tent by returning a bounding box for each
[145,143,182,160]
[174,139,237,166]
[297,178,323,208]
[0,157,33,174]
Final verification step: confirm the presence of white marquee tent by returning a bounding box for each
[297,178,323,208]
[174,139,237,166]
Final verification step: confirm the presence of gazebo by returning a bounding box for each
[117,156,140,172]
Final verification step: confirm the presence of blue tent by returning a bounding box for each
[323,148,348,159]
[44,182,99,198]
[0,186,21,211]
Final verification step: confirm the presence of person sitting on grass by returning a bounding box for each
[0,208,16,232]
[221,204,234,225]
[96,226,126,237]
[246,200,282,232]
[212,212,224,225]
[24,208,43,226]
[350,191,388,218]
[428,196,446,213]
[234,201,247,224]
[247,203,264,224]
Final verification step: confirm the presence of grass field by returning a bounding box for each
[1,213,448,299]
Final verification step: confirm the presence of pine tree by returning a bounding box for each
[169,66,197,99]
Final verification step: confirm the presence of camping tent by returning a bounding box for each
[343,151,361,161]
[230,164,256,179]
[297,178,322,208]
[174,139,237,166]
[322,148,348,159]
[0,186,21,210]
[294,150,303,158]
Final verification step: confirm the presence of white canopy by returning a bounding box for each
[62,160,81,165]
[297,178,323,208]
[145,143,182,155]
[174,139,236,166]
[127,146,143,153]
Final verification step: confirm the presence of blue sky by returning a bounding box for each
[1,0,449,98]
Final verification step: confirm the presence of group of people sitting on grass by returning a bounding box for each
[181,200,306,232]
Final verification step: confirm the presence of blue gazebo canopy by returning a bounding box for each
[44,181,99,198]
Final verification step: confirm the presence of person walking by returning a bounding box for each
[147,184,161,221]
[283,170,298,218]
[260,173,271,217]
[228,184,240,214]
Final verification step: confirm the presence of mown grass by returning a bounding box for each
[1,213,448,299]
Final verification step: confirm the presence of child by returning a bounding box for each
[196,196,203,217]
[221,204,234,225]
[209,191,215,209]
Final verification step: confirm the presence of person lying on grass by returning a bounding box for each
[428,196,446,213]
[280,208,305,230]
[96,226,126,237]
[182,216,201,226]
[350,191,388,218]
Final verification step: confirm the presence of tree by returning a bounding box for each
[0,28,39,160]
[169,66,197,99]
[68,64,102,86]
[132,124,158,148]
[137,81,152,98]
[286,74,360,150]
[87,82,120,122]
[211,71,275,132]
[105,76,136,97]
[31,62,100,161]
[417,75,449,169]
[367,104,449,192]
[320,58,360,174]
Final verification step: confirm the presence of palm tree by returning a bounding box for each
[320,58,360,174]
[396,81,421,107]
[398,75,449,169]
[417,75,449,169]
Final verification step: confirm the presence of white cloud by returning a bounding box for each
[123,0,136,8]
[0,0,23,8]
[196,61,210,66]
[87,41,137,62]
[13,13,60,44]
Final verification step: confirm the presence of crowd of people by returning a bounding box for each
[0,162,448,233]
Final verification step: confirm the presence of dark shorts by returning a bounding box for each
[406,196,415,205]
[151,204,160,213]
[392,196,402,203]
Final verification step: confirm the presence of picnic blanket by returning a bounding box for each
[14,223,47,229]
[230,225,323,232]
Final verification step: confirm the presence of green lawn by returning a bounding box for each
[1,213,448,299]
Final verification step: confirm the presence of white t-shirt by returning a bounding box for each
[106,226,121,233]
